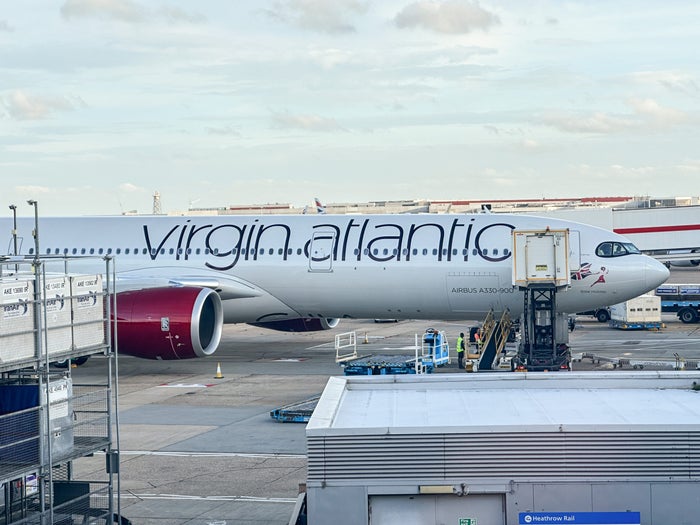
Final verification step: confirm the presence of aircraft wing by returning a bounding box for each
[115,268,263,300]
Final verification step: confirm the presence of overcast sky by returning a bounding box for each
[2,0,699,216]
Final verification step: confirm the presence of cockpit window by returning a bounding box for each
[596,241,641,257]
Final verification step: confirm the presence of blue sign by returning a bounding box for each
[519,512,640,524]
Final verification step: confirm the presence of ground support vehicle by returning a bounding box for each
[655,284,700,324]
[270,394,321,423]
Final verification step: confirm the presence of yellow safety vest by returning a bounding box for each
[456,336,464,353]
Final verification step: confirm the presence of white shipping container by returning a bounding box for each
[0,278,35,362]
[39,377,75,463]
[43,275,73,356]
[610,294,661,323]
[70,274,105,349]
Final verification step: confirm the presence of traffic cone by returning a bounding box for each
[214,362,224,379]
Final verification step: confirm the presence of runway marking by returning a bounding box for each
[119,450,307,459]
[158,383,215,388]
[273,358,307,362]
[120,493,296,504]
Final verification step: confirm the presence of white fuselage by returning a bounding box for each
[1,213,669,323]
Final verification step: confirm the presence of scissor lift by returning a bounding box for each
[512,229,572,371]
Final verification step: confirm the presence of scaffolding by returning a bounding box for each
[0,252,121,524]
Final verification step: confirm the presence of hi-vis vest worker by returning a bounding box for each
[456,333,465,369]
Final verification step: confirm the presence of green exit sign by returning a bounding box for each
[459,519,477,525]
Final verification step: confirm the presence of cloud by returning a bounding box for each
[157,7,206,24]
[2,90,77,120]
[628,97,686,126]
[61,0,146,22]
[394,1,499,34]
[0,19,14,32]
[265,0,368,34]
[271,112,344,132]
[542,98,689,134]
[629,71,700,98]
[542,112,638,134]
[119,183,146,193]
[206,126,241,136]
[16,185,51,194]
[61,0,205,24]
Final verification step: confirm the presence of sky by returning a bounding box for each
[1,0,700,216]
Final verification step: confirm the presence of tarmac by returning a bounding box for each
[68,268,700,524]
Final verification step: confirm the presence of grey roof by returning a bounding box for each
[307,371,700,436]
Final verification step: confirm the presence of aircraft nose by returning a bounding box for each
[644,258,670,291]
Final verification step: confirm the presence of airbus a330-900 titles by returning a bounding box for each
[1,213,669,360]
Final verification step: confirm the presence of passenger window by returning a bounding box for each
[90,248,95,255]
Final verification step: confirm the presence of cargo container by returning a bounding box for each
[609,294,662,330]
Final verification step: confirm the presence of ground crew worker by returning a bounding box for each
[474,330,481,353]
[456,332,465,369]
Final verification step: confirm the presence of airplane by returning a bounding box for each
[314,197,326,214]
[1,213,669,361]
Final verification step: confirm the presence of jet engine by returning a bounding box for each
[115,287,223,360]
[250,317,340,332]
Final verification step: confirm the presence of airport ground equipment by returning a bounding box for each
[608,294,662,330]
[577,307,611,323]
[421,328,450,366]
[335,329,450,375]
[473,309,513,371]
[578,352,696,370]
[655,284,700,323]
[0,253,124,524]
[341,354,436,375]
[270,394,321,423]
[512,229,572,371]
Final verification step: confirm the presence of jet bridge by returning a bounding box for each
[512,229,572,371]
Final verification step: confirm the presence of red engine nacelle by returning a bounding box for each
[115,287,223,360]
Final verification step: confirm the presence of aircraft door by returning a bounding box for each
[569,230,581,271]
[308,230,335,272]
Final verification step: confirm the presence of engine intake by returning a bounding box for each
[115,287,223,360]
